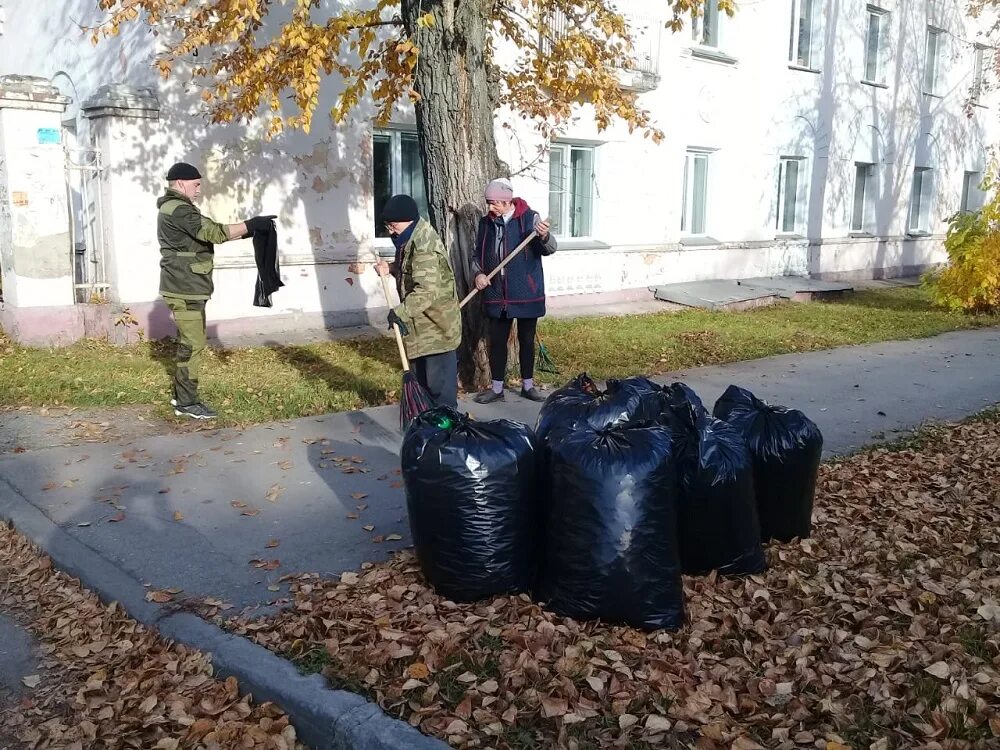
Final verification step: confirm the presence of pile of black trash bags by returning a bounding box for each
[401,375,823,631]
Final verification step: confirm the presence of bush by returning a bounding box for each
[924,179,1000,313]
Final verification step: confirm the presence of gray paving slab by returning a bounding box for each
[653,279,777,308]
[737,276,854,295]
[0,614,37,696]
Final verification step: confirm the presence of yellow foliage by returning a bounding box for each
[924,173,1000,313]
[92,0,708,142]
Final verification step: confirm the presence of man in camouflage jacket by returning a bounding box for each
[374,194,461,409]
[157,162,274,420]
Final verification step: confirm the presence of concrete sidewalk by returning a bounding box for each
[1,326,998,748]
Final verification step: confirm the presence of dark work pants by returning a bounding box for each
[411,350,458,409]
[488,314,538,382]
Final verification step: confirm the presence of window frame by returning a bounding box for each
[851,162,877,234]
[788,0,817,69]
[908,166,934,234]
[776,156,808,236]
[548,141,598,240]
[681,149,712,236]
[691,1,721,49]
[863,6,890,86]
[961,170,984,214]
[924,27,944,95]
[972,44,987,103]
[372,127,428,241]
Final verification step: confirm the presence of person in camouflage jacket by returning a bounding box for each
[157,162,274,420]
[374,194,461,409]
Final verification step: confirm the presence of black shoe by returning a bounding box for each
[520,387,545,402]
[474,389,505,404]
[174,402,218,420]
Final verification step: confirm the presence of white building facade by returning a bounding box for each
[0,0,994,345]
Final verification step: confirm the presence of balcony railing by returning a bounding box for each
[539,4,663,93]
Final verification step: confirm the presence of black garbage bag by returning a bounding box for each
[663,381,706,414]
[713,385,823,543]
[534,373,661,443]
[664,383,766,576]
[401,407,540,602]
[539,420,684,631]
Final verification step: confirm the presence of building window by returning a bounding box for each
[682,150,711,235]
[972,45,986,102]
[924,28,943,94]
[549,143,595,238]
[863,7,889,84]
[789,0,816,68]
[372,129,429,238]
[777,157,807,235]
[908,167,934,234]
[692,2,720,48]
[851,162,877,233]
[961,171,984,213]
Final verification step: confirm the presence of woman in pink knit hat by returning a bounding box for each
[471,178,557,404]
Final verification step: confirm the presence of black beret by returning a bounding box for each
[166,162,202,181]
[381,194,419,223]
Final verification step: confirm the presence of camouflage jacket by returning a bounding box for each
[392,219,461,359]
[156,189,229,301]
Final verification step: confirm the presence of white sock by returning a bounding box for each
[522,378,534,391]
[492,380,504,394]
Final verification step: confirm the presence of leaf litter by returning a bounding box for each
[229,415,1000,749]
[0,524,307,749]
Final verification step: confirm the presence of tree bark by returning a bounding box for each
[402,0,503,391]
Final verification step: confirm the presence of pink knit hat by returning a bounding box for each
[484,178,514,201]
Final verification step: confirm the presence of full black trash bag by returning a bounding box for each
[534,373,661,443]
[539,420,684,631]
[663,383,766,576]
[401,407,540,602]
[713,385,823,543]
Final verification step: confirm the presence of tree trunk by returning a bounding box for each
[402,0,503,391]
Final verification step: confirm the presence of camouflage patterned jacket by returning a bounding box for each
[156,189,230,301]
[392,218,461,359]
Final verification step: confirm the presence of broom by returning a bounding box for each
[377,263,435,429]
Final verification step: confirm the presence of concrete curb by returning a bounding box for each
[0,476,447,750]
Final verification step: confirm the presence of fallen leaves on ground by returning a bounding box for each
[229,416,1000,749]
[0,524,307,749]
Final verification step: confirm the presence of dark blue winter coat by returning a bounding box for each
[472,198,558,319]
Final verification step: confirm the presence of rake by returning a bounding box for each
[376,262,435,429]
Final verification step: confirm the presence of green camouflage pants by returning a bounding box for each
[164,297,207,407]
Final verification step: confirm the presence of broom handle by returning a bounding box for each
[376,259,411,371]
[459,230,538,309]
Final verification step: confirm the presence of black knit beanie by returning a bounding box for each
[381,194,419,222]
[166,162,202,181]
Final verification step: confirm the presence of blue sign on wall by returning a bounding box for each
[37,128,61,145]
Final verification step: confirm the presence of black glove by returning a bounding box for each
[245,215,277,235]
[387,310,409,336]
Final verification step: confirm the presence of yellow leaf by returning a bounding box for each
[406,662,430,679]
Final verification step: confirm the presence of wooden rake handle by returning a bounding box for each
[375,256,411,372]
[459,230,539,309]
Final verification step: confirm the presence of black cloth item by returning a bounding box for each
[252,223,284,307]
[166,162,201,181]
